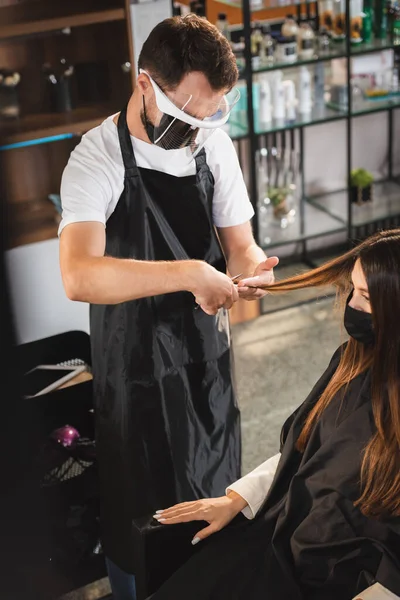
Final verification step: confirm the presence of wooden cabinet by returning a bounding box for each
[0,0,135,249]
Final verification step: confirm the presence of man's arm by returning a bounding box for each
[217,222,279,299]
[218,221,267,278]
[59,221,237,311]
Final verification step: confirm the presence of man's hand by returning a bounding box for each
[153,491,248,545]
[237,256,279,300]
[187,262,239,315]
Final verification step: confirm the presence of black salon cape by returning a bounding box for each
[149,345,400,600]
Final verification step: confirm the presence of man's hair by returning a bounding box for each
[138,14,238,91]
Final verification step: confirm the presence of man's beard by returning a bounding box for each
[141,99,198,150]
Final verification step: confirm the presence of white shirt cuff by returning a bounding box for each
[226,453,281,520]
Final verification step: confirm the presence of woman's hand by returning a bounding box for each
[153,490,248,545]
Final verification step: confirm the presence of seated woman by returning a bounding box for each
[150,229,400,600]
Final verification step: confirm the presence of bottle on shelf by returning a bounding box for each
[271,70,285,120]
[298,66,313,114]
[362,0,373,43]
[332,0,346,40]
[258,76,272,126]
[391,51,400,91]
[232,37,246,76]
[374,0,388,39]
[317,26,332,52]
[216,13,230,41]
[281,14,299,38]
[350,0,364,44]
[298,22,316,59]
[283,79,297,121]
[391,8,400,43]
[260,24,275,66]
[172,2,182,16]
[318,0,335,32]
[251,22,264,70]
[275,36,298,63]
[314,61,326,105]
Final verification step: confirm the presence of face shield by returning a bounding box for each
[139,69,240,157]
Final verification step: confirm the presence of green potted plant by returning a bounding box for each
[350,168,374,204]
[268,186,291,219]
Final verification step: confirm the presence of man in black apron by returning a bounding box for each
[59,14,278,600]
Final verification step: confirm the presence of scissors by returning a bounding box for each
[194,274,243,310]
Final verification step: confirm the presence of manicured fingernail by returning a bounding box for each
[191,537,201,545]
[156,510,164,514]
[157,518,166,522]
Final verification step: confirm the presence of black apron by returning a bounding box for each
[90,107,241,573]
[150,344,400,600]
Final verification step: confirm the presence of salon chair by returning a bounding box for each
[3,330,106,600]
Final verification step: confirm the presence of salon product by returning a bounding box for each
[298,66,312,113]
[362,0,373,43]
[0,69,20,118]
[281,15,299,37]
[393,16,400,44]
[216,13,230,40]
[275,36,298,63]
[251,22,264,69]
[253,81,260,117]
[172,2,182,16]
[259,78,272,125]
[374,0,388,38]
[232,38,246,75]
[350,0,363,43]
[318,26,332,51]
[283,79,297,121]
[332,0,346,40]
[319,0,334,31]
[272,70,285,119]
[391,52,400,90]
[42,58,74,113]
[260,24,275,66]
[330,84,348,108]
[298,22,316,59]
[314,61,326,104]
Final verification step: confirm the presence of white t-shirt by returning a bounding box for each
[59,115,254,235]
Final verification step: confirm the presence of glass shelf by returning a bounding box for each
[307,180,400,228]
[351,94,400,117]
[253,48,346,74]
[252,38,395,75]
[350,37,395,56]
[259,200,346,249]
[216,0,314,12]
[255,104,347,135]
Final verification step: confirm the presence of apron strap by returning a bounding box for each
[194,147,207,170]
[117,104,139,178]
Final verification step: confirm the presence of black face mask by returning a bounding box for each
[141,98,198,150]
[344,295,374,346]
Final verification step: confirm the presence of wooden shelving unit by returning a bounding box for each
[0,6,125,39]
[1,103,119,145]
[0,0,135,250]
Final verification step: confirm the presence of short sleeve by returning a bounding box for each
[59,133,113,236]
[205,130,255,228]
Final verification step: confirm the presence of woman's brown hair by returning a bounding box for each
[259,229,400,518]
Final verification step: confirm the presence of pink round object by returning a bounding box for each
[50,424,80,448]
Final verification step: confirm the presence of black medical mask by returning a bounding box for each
[344,294,374,346]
